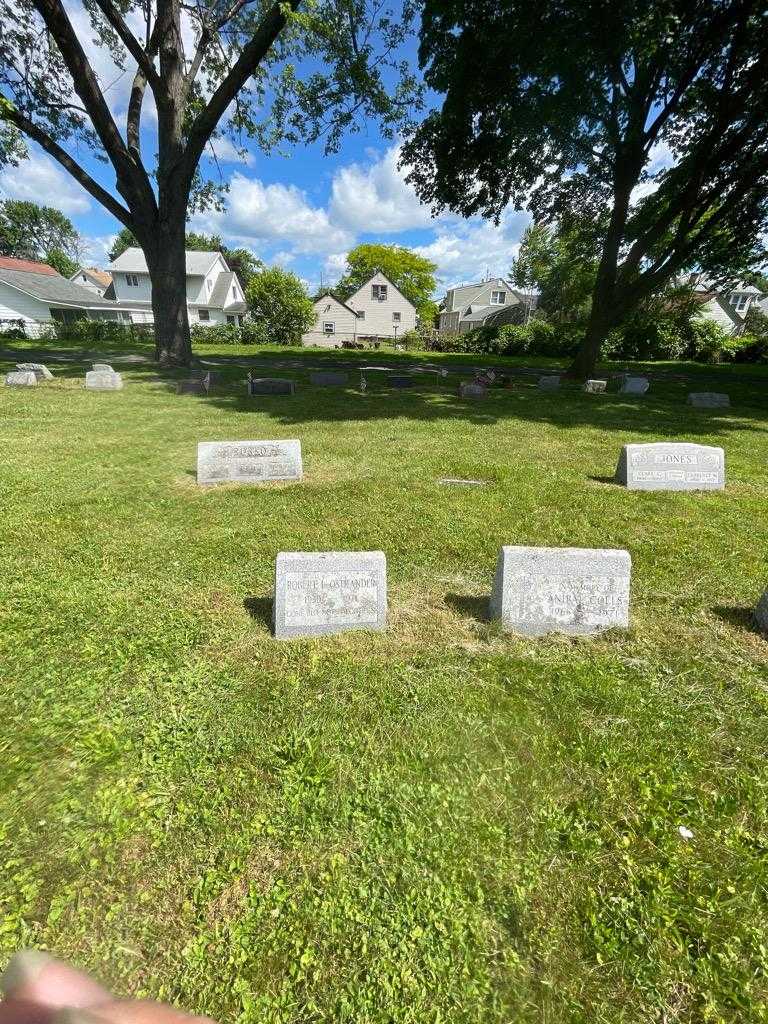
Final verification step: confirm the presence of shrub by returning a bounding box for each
[57,319,138,344]
[435,318,580,358]
[0,319,27,340]
[686,319,733,363]
[190,323,242,345]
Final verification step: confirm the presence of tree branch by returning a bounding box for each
[1,108,134,228]
[90,0,161,92]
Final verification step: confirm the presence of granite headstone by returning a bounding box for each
[458,381,488,399]
[620,376,650,395]
[197,439,302,485]
[584,379,607,394]
[310,371,348,386]
[489,545,631,636]
[273,550,387,638]
[247,377,296,395]
[92,363,114,372]
[687,392,730,409]
[5,370,37,387]
[615,441,725,491]
[85,369,123,390]
[16,362,54,381]
[538,375,561,391]
[388,375,414,389]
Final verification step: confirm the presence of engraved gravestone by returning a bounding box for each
[247,377,295,395]
[489,545,631,636]
[85,369,123,390]
[538,375,561,390]
[16,362,54,380]
[92,363,114,372]
[584,379,607,393]
[310,371,348,386]
[5,370,37,387]
[687,392,730,408]
[197,439,302,485]
[755,591,768,634]
[620,376,650,395]
[458,381,488,399]
[273,551,387,638]
[615,442,725,491]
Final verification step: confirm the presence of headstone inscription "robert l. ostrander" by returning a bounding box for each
[615,442,725,491]
[490,545,631,636]
[273,551,387,638]
[197,439,302,485]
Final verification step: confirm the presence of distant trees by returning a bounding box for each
[246,266,315,345]
[404,0,768,377]
[336,243,437,322]
[511,220,599,325]
[0,199,83,274]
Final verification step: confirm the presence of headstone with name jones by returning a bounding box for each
[490,545,631,636]
[615,442,725,491]
[273,551,387,638]
[197,439,302,485]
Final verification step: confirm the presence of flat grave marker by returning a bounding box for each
[458,381,488,399]
[85,369,123,390]
[489,545,631,636]
[273,551,387,638]
[620,376,650,395]
[388,375,415,389]
[688,392,730,409]
[538,375,561,391]
[247,376,296,396]
[197,439,302,485]
[16,362,54,381]
[584,379,607,394]
[5,370,37,387]
[615,442,725,491]
[310,371,349,386]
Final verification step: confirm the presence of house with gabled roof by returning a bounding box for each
[302,271,417,347]
[438,277,532,333]
[70,267,113,297]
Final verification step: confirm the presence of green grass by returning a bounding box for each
[1,343,767,1023]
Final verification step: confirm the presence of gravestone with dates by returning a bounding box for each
[620,376,650,395]
[490,545,631,636]
[687,392,730,408]
[5,370,37,387]
[615,442,725,491]
[16,362,54,381]
[538,375,561,390]
[310,371,348,386]
[85,369,123,390]
[584,379,607,394]
[197,439,302,485]
[92,363,114,372]
[248,377,295,396]
[458,381,488,399]
[273,551,387,638]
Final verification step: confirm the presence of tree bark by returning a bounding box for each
[144,209,192,366]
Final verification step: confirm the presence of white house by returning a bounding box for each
[0,256,132,335]
[438,277,531,333]
[688,274,765,334]
[107,248,247,326]
[302,271,417,347]
[69,267,113,297]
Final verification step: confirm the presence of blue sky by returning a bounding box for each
[0,5,533,298]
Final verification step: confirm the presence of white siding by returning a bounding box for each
[345,271,417,338]
[696,299,739,335]
[302,295,359,347]
[112,271,153,303]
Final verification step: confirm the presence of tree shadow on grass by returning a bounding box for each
[445,593,489,623]
[712,605,763,635]
[588,475,619,485]
[243,596,273,629]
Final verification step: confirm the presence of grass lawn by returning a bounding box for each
[2,342,768,1023]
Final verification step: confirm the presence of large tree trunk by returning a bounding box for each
[144,201,192,367]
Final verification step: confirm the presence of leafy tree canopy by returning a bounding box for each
[511,219,600,324]
[0,199,83,268]
[335,243,437,320]
[109,228,262,289]
[404,0,768,376]
[246,265,314,345]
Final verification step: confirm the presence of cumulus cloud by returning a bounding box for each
[0,151,91,215]
[329,144,436,233]
[415,208,532,289]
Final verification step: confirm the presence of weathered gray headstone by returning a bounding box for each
[388,375,414,388]
[755,591,768,634]
[310,371,348,386]
[584,379,607,393]
[197,439,302,485]
[620,376,650,395]
[5,370,37,387]
[687,392,730,409]
[615,442,725,491]
[248,377,295,395]
[538,375,561,390]
[458,381,488,399]
[489,545,631,636]
[273,550,387,638]
[16,362,54,381]
[85,369,123,390]
[92,363,114,372]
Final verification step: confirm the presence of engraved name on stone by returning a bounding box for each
[489,545,631,636]
[5,370,37,387]
[273,551,387,638]
[92,363,114,372]
[538,375,561,390]
[197,439,302,485]
[615,442,725,491]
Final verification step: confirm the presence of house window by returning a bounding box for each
[491,290,506,304]
[198,309,210,321]
[357,310,365,320]
[226,315,235,325]
[323,322,335,334]
[392,312,401,322]
[232,285,238,299]
[126,274,139,287]
[372,284,388,301]
[734,293,750,312]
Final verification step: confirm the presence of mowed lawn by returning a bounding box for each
[2,343,768,1023]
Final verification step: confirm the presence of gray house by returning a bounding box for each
[438,277,534,333]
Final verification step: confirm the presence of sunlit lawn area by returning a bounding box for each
[1,340,767,1023]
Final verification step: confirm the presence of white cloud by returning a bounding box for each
[0,151,91,215]
[83,234,117,265]
[192,173,353,255]
[205,136,256,167]
[329,144,436,233]
[415,208,531,290]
